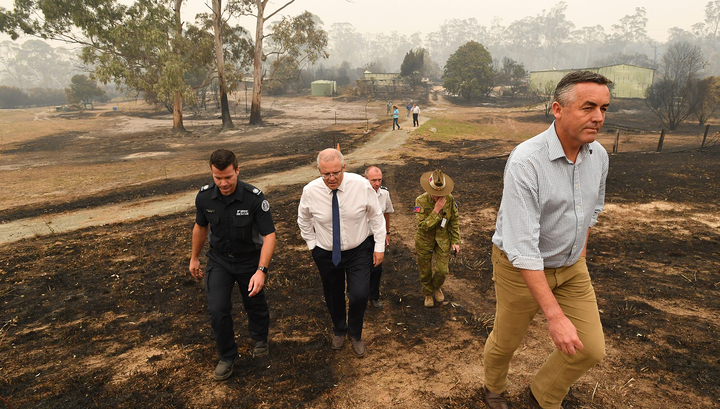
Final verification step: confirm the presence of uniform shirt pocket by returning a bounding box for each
[205,211,220,226]
[232,215,253,240]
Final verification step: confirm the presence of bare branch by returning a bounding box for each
[265,0,295,20]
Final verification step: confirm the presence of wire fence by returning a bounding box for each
[600,124,719,154]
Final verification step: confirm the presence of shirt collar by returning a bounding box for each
[546,122,567,162]
[323,173,347,194]
[577,143,593,164]
[547,122,592,163]
[210,179,244,202]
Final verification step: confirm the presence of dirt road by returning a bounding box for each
[0,116,425,244]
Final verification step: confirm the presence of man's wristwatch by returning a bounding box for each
[257,266,268,274]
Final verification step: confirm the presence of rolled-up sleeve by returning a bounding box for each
[590,150,609,227]
[195,194,208,227]
[449,199,460,245]
[502,161,544,271]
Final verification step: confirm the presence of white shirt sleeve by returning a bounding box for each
[297,186,316,250]
[366,184,386,252]
[384,190,394,214]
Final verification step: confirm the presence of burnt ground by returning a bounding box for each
[0,101,719,408]
[0,120,382,222]
[0,93,720,409]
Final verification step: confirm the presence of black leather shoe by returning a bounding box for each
[253,340,268,357]
[213,356,239,381]
[483,387,508,409]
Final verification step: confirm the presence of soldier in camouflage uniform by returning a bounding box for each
[414,169,460,308]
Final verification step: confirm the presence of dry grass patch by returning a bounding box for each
[0,105,135,148]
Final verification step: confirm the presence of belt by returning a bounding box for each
[210,248,256,258]
[225,251,252,258]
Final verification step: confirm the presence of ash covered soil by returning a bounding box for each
[1,106,719,408]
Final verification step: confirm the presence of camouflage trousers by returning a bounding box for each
[416,241,450,295]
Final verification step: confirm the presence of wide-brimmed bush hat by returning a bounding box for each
[420,169,454,196]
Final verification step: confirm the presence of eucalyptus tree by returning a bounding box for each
[609,7,650,56]
[364,31,418,73]
[689,0,720,75]
[328,22,365,67]
[0,39,80,88]
[264,12,327,94]
[211,0,236,130]
[571,25,606,68]
[426,18,486,70]
[0,0,194,132]
[229,0,327,125]
[65,74,106,105]
[701,0,720,38]
[534,2,574,70]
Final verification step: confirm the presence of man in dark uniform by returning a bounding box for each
[189,149,277,381]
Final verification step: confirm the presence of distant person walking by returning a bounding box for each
[386,101,392,115]
[364,165,394,308]
[482,71,612,409]
[392,106,401,130]
[412,104,420,127]
[414,169,460,308]
[406,102,412,117]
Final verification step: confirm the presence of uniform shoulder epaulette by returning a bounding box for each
[244,183,262,196]
[380,186,389,191]
[199,183,215,192]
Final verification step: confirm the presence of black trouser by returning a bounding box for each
[369,262,383,301]
[312,236,373,341]
[205,252,269,362]
[413,113,419,126]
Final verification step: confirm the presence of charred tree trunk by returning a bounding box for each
[172,0,187,133]
[249,0,265,125]
[213,0,234,130]
[172,91,186,133]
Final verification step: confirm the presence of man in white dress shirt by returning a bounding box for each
[364,165,394,308]
[297,149,386,358]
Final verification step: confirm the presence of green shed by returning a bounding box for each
[311,80,337,97]
[529,64,655,99]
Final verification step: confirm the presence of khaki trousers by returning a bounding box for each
[483,245,605,409]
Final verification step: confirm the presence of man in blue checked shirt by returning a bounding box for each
[483,71,612,409]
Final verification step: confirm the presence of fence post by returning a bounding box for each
[613,129,620,153]
[702,124,710,148]
[656,129,666,152]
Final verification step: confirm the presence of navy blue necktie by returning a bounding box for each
[332,189,341,266]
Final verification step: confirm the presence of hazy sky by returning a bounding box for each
[0,0,711,43]
[185,0,710,42]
